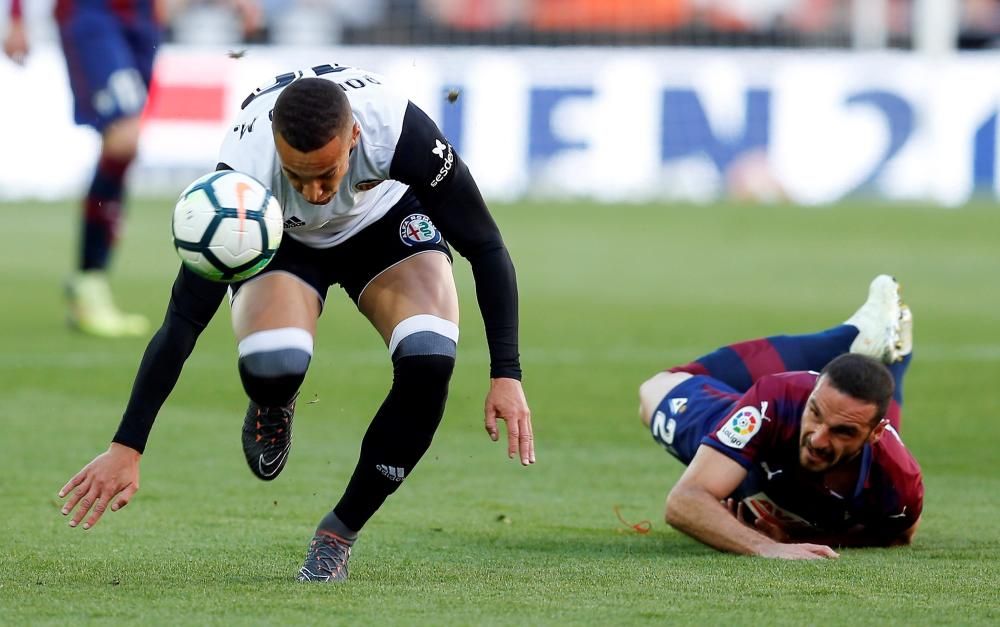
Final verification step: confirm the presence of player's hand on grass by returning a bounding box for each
[484,377,535,465]
[58,443,141,530]
[758,542,839,560]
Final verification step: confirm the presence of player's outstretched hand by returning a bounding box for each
[758,542,839,560]
[58,443,141,530]
[484,377,535,465]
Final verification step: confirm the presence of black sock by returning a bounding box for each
[317,511,358,543]
[238,349,310,407]
[331,352,454,532]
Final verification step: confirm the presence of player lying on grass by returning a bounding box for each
[638,275,922,559]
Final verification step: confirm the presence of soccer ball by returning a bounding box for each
[172,171,283,282]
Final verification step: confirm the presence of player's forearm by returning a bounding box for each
[467,245,521,379]
[666,485,778,556]
[113,313,203,452]
[112,267,225,452]
[420,163,522,379]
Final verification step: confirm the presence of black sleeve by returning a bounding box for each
[389,101,521,380]
[112,265,227,452]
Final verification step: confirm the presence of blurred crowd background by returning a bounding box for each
[166,0,1000,48]
[2,0,994,205]
[5,0,1000,49]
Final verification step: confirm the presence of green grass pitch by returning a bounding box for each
[0,198,997,625]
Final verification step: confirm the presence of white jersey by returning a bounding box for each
[218,65,411,249]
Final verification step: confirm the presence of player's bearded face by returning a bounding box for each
[798,377,883,472]
[276,123,360,205]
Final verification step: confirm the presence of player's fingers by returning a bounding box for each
[505,416,520,460]
[83,493,112,530]
[60,478,91,516]
[110,484,138,512]
[804,543,839,559]
[524,414,535,464]
[59,471,87,499]
[817,545,839,559]
[484,409,499,442]
[68,488,100,528]
[517,416,532,465]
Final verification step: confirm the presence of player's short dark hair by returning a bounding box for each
[820,353,895,426]
[272,78,353,153]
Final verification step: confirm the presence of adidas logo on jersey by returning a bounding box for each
[283,216,306,228]
[376,464,406,482]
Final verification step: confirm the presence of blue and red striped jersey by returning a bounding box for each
[8,0,161,26]
[703,371,924,538]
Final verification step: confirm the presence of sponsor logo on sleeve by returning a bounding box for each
[399,213,442,246]
[716,406,762,449]
[429,139,454,188]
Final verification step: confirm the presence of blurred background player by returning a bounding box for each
[638,275,922,559]
[2,0,260,337]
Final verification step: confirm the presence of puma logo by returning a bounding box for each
[761,461,783,481]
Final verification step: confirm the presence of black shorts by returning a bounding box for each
[231,189,452,307]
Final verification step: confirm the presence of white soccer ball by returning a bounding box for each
[172,170,283,282]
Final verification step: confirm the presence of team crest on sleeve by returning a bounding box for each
[399,214,442,246]
[717,406,762,449]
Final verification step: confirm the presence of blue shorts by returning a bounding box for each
[648,375,740,465]
[59,9,160,130]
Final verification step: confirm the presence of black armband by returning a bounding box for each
[112,266,227,452]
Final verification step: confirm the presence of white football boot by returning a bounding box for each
[67,271,149,338]
[897,304,913,360]
[844,274,904,364]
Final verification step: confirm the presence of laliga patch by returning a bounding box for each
[716,406,762,449]
[399,214,442,246]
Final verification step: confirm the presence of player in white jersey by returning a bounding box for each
[55,64,535,582]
